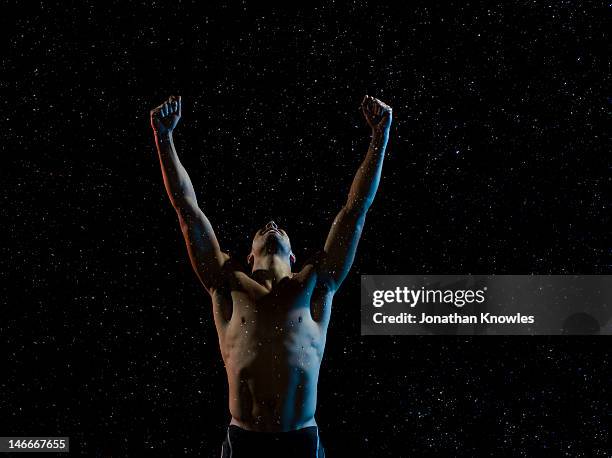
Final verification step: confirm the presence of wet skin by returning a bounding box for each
[150,94,392,433]
[211,240,332,431]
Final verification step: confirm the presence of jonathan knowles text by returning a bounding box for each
[371,286,535,325]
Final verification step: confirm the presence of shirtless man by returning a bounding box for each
[150,94,392,457]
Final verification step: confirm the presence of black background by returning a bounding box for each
[4,1,610,456]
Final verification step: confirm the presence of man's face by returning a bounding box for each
[250,220,293,261]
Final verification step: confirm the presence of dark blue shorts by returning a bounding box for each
[220,424,326,457]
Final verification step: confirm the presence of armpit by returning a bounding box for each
[310,281,334,325]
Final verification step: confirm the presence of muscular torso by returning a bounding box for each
[210,261,333,432]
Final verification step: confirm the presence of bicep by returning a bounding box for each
[176,203,228,293]
[320,206,367,290]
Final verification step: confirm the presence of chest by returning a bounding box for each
[212,267,321,327]
[233,275,316,325]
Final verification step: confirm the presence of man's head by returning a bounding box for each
[248,220,295,271]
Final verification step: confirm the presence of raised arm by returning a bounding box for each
[319,95,392,292]
[150,95,227,294]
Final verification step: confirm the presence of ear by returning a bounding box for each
[247,253,254,266]
[290,252,296,265]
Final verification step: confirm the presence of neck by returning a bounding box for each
[251,254,292,288]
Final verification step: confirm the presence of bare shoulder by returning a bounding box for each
[297,250,337,292]
[205,253,254,298]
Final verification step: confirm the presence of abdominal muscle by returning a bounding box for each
[219,304,325,432]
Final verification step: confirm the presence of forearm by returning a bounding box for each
[345,129,389,212]
[154,132,198,210]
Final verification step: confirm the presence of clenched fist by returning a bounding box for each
[150,95,182,136]
[361,95,392,134]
